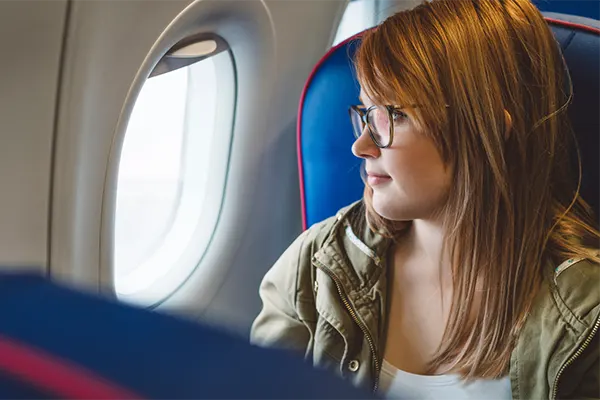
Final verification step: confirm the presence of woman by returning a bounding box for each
[251,0,600,399]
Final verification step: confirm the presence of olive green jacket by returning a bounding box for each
[251,201,599,399]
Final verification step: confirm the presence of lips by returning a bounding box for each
[366,172,391,186]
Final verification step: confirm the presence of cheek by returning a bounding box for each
[376,140,452,220]
[388,144,450,191]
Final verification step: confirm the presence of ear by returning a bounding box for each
[504,109,512,140]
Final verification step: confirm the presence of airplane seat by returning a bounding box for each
[0,272,370,399]
[297,13,600,230]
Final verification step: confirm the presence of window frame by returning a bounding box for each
[110,34,237,306]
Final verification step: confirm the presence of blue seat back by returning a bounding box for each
[0,273,370,399]
[533,1,599,20]
[297,13,600,229]
[297,36,363,229]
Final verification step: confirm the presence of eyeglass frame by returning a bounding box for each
[348,104,413,149]
[349,103,450,148]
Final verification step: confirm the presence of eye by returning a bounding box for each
[391,109,408,123]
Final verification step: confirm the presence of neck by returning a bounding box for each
[393,218,452,284]
[411,219,446,259]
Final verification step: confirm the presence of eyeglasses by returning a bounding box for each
[349,103,449,148]
[348,104,407,148]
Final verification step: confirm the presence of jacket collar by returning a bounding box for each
[312,201,394,358]
[313,201,392,296]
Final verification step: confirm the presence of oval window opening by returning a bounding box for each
[113,37,236,306]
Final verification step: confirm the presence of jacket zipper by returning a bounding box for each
[550,315,600,399]
[314,260,381,393]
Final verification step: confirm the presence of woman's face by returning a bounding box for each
[352,91,452,222]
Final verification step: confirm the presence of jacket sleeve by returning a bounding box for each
[250,229,314,354]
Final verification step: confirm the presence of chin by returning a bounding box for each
[371,193,415,222]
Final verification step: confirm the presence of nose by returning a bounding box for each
[351,125,381,159]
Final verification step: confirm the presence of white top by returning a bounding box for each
[378,359,512,400]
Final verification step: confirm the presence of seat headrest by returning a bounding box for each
[297,13,599,229]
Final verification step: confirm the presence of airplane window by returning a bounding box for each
[113,39,235,305]
[333,0,377,46]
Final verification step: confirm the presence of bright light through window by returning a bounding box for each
[115,68,188,281]
[114,44,235,305]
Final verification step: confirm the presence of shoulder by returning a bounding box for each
[551,255,600,327]
[298,200,366,252]
[517,255,600,399]
[259,200,365,299]
[512,256,600,400]
[517,255,599,347]
[307,200,366,237]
